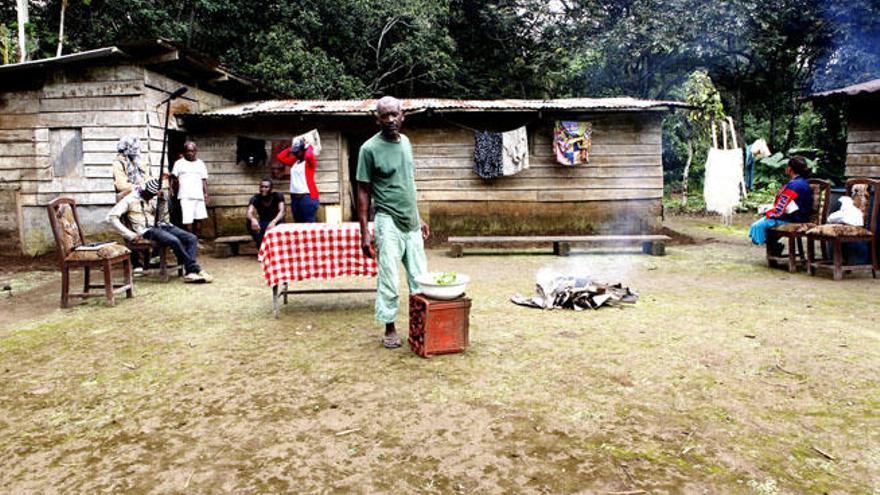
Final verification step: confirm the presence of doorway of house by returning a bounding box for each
[167,130,187,167]
[344,132,373,221]
[166,130,187,226]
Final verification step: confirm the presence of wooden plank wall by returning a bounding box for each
[0,63,256,253]
[142,70,235,175]
[408,112,663,202]
[0,64,147,208]
[0,186,22,251]
[186,129,343,209]
[0,65,240,208]
[184,112,662,235]
[845,101,880,178]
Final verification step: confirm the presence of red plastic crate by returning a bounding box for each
[408,294,471,358]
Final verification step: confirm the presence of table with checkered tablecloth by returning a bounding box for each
[258,222,377,317]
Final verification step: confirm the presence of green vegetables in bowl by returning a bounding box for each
[434,271,458,285]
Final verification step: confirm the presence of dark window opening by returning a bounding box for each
[237,136,268,167]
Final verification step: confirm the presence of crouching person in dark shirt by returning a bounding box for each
[749,156,813,252]
[246,178,286,249]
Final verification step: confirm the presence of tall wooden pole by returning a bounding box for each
[153,87,187,227]
[154,99,173,228]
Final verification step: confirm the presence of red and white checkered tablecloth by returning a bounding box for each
[259,222,377,286]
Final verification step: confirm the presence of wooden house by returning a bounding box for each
[179,98,684,243]
[809,78,880,179]
[0,40,275,255]
[1,40,683,254]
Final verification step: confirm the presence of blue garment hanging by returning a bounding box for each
[744,146,755,190]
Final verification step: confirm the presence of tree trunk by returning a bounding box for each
[16,0,28,62]
[784,97,800,152]
[681,138,693,207]
[186,4,196,46]
[769,108,777,152]
[56,0,67,57]
[734,85,744,153]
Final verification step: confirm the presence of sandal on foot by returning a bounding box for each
[382,334,402,349]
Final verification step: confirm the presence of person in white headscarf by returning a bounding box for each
[112,136,153,201]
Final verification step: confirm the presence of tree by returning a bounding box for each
[56,0,67,56]
[811,0,880,91]
[676,71,726,206]
[3,0,878,187]
[448,0,569,98]
[16,0,28,62]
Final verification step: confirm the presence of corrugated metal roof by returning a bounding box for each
[0,39,282,99]
[191,97,686,118]
[808,78,880,99]
[0,47,123,73]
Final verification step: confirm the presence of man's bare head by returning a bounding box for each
[183,141,198,161]
[376,96,401,113]
[375,96,404,140]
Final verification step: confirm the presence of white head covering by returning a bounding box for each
[117,136,141,157]
[116,136,145,184]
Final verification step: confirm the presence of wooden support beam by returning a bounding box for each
[136,49,180,66]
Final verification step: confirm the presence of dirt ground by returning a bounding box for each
[1,215,878,494]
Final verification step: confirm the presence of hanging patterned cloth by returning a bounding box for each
[473,126,529,179]
[474,131,504,179]
[553,121,592,166]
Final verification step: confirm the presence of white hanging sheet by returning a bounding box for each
[703,117,745,223]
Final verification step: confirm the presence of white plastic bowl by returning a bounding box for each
[415,272,470,300]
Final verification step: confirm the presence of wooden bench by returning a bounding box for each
[213,235,254,258]
[447,235,672,257]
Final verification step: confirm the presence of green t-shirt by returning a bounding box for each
[356,132,420,232]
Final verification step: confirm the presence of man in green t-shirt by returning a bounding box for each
[357,96,430,349]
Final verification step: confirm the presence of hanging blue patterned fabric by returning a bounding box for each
[474,131,504,179]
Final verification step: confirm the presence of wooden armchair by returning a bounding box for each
[122,216,182,283]
[47,197,134,307]
[806,178,879,280]
[766,178,831,272]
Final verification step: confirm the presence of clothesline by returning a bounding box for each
[438,114,538,134]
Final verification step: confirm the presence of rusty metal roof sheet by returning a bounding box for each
[191,97,686,118]
[0,39,282,99]
[808,78,880,99]
[0,47,123,72]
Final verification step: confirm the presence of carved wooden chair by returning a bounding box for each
[122,216,182,283]
[765,178,831,272]
[47,197,134,307]
[806,178,879,280]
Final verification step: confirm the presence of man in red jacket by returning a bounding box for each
[276,138,319,222]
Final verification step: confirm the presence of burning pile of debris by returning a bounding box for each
[511,274,638,310]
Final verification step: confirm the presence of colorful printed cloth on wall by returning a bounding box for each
[553,121,592,166]
[474,131,504,179]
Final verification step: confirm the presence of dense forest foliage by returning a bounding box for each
[3,0,880,193]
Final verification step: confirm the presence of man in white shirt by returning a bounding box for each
[172,141,209,236]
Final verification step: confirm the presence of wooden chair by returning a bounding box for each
[122,215,183,283]
[765,178,831,272]
[47,197,134,307]
[806,178,879,280]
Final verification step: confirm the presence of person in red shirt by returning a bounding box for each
[276,138,319,222]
